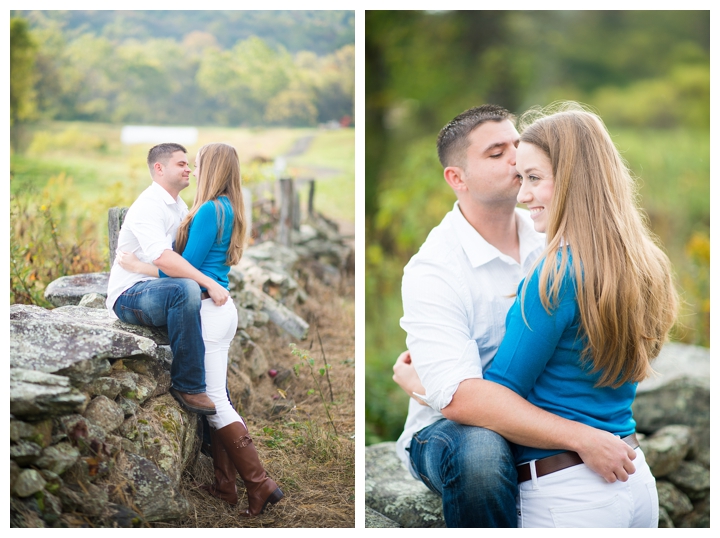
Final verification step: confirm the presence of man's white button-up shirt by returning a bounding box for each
[396,202,545,476]
[106,181,189,317]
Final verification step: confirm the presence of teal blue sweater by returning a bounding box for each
[485,250,636,464]
[160,196,233,291]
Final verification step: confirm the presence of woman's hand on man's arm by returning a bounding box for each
[153,250,230,306]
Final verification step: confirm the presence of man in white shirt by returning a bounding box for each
[393,105,637,527]
[107,143,230,415]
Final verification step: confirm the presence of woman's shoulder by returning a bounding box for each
[525,247,576,287]
[197,197,232,214]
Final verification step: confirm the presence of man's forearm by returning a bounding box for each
[153,250,215,290]
[442,378,597,453]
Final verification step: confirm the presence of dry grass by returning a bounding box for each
[152,270,355,528]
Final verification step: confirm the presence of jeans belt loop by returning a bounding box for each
[529,459,539,490]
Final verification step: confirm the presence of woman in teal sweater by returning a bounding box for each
[483,104,677,526]
[118,143,283,517]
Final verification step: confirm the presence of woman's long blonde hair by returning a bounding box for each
[518,102,678,388]
[175,143,247,266]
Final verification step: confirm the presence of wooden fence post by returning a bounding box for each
[293,189,301,231]
[307,179,315,217]
[278,178,294,247]
[108,207,128,268]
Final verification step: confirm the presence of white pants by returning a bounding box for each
[517,447,659,528]
[200,298,244,431]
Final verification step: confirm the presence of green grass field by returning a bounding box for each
[11,121,355,241]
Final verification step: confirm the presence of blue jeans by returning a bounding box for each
[409,419,518,528]
[113,278,206,394]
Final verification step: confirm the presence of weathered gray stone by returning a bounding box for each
[122,357,171,398]
[117,396,141,417]
[657,480,693,521]
[677,496,710,528]
[11,440,43,466]
[56,484,82,513]
[253,310,270,326]
[35,442,81,475]
[10,418,53,447]
[86,377,124,399]
[10,305,170,380]
[14,469,47,497]
[633,377,709,434]
[235,288,264,310]
[54,414,108,459]
[84,395,126,433]
[236,305,252,329]
[57,481,108,516]
[658,506,675,528]
[243,240,299,270]
[40,470,63,495]
[11,460,22,491]
[110,370,157,404]
[637,342,710,392]
[236,339,269,379]
[131,393,198,485]
[78,292,107,308]
[366,506,403,528]
[641,425,694,477]
[243,284,308,339]
[665,461,710,501]
[365,442,444,528]
[116,452,190,522]
[44,272,109,307]
[41,491,63,524]
[11,369,88,420]
[227,365,254,411]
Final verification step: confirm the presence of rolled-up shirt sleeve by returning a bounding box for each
[400,262,484,412]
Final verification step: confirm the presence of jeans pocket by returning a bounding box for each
[549,495,623,527]
[645,482,659,527]
[119,306,148,326]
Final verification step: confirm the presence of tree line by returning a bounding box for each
[10,13,354,133]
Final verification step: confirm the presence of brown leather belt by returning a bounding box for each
[201,291,210,300]
[517,433,639,483]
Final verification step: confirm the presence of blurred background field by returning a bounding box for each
[365,10,709,445]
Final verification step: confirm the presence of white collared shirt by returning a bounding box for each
[396,202,545,476]
[106,181,189,317]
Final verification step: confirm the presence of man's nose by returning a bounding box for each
[508,144,517,166]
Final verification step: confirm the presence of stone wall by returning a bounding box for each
[365,342,710,528]
[10,220,353,528]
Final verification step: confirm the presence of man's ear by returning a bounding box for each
[153,162,164,177]
[444,166,466,192]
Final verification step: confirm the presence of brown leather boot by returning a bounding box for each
[169,388,216,415]
[200,427,238,505]
[214,421,284,517]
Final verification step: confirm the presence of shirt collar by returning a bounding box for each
[450,201,545,268]
[150,181,188,209]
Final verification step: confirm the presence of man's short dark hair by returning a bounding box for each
[437,105,515,168]
[147,143,188,174]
